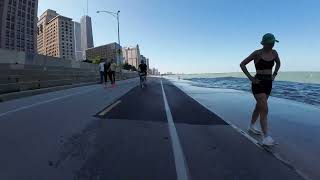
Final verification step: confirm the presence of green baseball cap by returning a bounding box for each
[261,33,279,44]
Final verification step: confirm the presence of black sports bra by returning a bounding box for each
[255,58,275,70]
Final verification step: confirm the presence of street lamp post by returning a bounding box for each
[97,10,121,64]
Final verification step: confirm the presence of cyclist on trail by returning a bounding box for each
[138,60,148,86]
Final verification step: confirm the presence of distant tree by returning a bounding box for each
[131,66,137,71]
[122,63,131,70]
[90,56,101,64]
[82,59,92,63]
[122,63,137,71]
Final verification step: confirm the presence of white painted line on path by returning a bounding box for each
[161,79,190,180]
[98,100,121,116]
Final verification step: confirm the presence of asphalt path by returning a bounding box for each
[0,77,304,180]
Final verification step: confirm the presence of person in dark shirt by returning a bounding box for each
[138,60,148,87]
[103,59,111,87]
[109,59,117,87]
[138,60,148,76]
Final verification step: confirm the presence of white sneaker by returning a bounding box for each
[248,126,262,135]
[262,136,275,146]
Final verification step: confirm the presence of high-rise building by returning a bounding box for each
[37,9,58,56]
[122,45,141,68]
[86,42,121,63]
[150,68,160,76]
[146,58,149,69]
[37,9,75,60]
[80,15,94,59]
[73,21,82,61]
[0,0,39,53]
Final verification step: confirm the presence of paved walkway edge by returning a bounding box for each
[166,78,311,180]
[0,82,99,102]
[0,77,140,103]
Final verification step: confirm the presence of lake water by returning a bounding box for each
[172,72,320,107]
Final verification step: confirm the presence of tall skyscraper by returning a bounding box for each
[80,15,94,59]
[146,58,149,69]
[73,21,82,61]
[0,0,39,53]
[37,9,75,60]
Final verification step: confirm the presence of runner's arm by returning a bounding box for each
[273,50,281,77]
[240,51,257,81]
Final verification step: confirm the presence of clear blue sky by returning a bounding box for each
[38,0,320,74]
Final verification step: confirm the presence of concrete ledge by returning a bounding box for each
[0,82,99,102]
[0,74,138,102]
[0,79,76,93]
[0,83,20,94]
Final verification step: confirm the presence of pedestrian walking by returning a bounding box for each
[108,59,117,87]
[98,60,105,84]
[103,59,111,87]
[240,33,281,146]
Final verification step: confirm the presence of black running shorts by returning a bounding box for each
[251,75,273,95]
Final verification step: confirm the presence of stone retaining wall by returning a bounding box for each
[0,49,138,94]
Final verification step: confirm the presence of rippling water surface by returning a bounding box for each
[176,72,320,107]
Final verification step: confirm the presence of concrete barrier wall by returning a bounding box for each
[0,48,98,70]
[0,49,138,94]
[0,49,25,64]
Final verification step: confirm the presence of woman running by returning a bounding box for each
[240,33,281,146]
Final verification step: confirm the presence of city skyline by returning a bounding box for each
[34,3,156,70]
[37,0,320,73]
[35,8,155,71]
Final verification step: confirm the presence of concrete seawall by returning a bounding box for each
[0,48,97,69]
[0,49,138,96]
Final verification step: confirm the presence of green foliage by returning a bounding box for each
[90,56,101,64]
[122,63,137,71]
[82,59,92,63]
[122,63,131,70]
[131,66,137,71]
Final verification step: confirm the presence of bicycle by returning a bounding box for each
[139,73,147,89]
